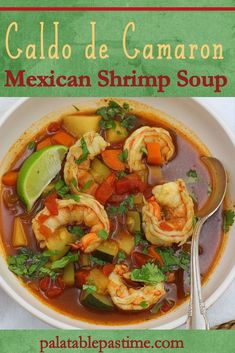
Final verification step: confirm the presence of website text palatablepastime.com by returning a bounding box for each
[39,335,184,353]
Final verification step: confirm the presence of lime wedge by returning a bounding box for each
[17,145,68,211]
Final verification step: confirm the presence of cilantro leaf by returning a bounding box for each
[98,229,108,240]
[131,263,165,284]
[83,284,96,294]
[81,180,93,192]
[55,179,70,197]
[68,225,84,238]
[90,256,107,266]
[119,149,128,163]
[116,171,127,179]
[51,252,79,270]
[97,101,136,131]
[223,210,235,233]
[186,169,198,184]
[7,248,56,280]
[76,137,89,165]
[117,250,126,262]
[64,194,80,202]
[107,195,134,216]
[134,231,148,247]
[27,141,36,150]
[157,248,190,272]
[140,301,148,309]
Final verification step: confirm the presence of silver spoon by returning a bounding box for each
[186,156,227,330]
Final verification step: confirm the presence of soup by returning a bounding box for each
[0,99,225,326]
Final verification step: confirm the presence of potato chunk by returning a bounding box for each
[63,115,101,137]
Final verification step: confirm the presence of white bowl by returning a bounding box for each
[0,97,234,329]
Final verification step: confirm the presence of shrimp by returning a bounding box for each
[142,179,194,246]
[124,126,175,172]
[107,264,165,311]
[64,131,109,195]
[32,194,109,253]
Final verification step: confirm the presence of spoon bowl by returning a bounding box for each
[187,156,227,330]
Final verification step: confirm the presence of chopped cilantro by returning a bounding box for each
[83,284,96,294]
[157,248,190,272]
[107,195,134,216]
[55,179,70,197]
[119,149,128,163]
[117,250,126,262]
[76,137,89,165]
[189,190,198,203]
[98,229,108,240]
[81,180,93,192]
[131,263,165,284]
[71,178,80,192]
[27,141,36,150]
[68,225,84,238]
[97,101,136,131]
[90,256,107,266]
[186,169,198,184]
[64,194,80,202]
[7,248,57,280]
[140,301,148,309]
[207,184,212,196]
[117,171,127,179]
[142,247,149,255]
[134,231,148,247]
[223,210,235,233]
[51,252,79,270]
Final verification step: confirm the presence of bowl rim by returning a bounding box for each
[0,97,234,329]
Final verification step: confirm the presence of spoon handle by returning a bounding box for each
[186,218,210,330]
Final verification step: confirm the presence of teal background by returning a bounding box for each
[0,330,234,353]
[0,1,234,96]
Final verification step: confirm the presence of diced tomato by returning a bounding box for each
[132,251,152,267]
[108,193,129,204]
[143,186,153,199]
[56,275,65,290]
[44,192,58,215]
[102,264,115,277]
[115,173,147,195]
[46,287,63,299]
[161,300,174,313]
[47,122,61,133]
[39,276,51,292]
[75,269,90,288]
[38,214,50,223]
[95,173,116,204]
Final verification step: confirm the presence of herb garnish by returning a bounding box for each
[140,146,148,156]
[157,248,190,272]
[186,169,198,184]
[97,101,136,131]
[131,263,165,284]
[134,231,148,247]
[119,149,128,163]
[7,248,78,280]
[90,256,107,266]
[81,180,93,192]
[107,195,134,216]
[83,284,96,294]
[117,171,127,179]
[67,225,85,238]
[27,141,36,151]
[76,137,89,165]
[98,229,108,240]
[55,179,70,197]
[140,301,148,309]
[223,210,235,233]
[117,250,126,262]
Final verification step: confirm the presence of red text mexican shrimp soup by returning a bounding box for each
[0,100,225,326]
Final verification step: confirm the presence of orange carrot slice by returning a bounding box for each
[2,171,18,186]
[37,137,52,150]
[101,149,125,171]
[146,142,162,165]
[51,131,75,147]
